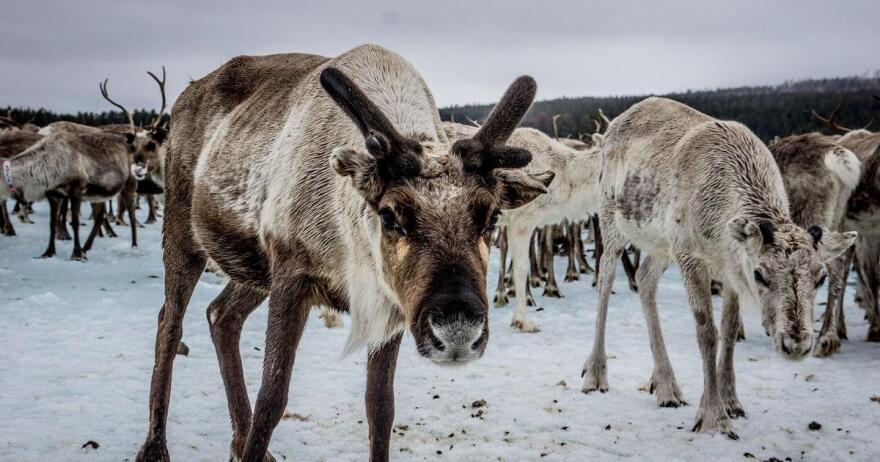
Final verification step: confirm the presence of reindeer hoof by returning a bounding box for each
[641,371,687,408]
[493,292,509,307]
[70,251,87,262]
[692,406,738,440]
[543,286,561,298]
[813,333,841,357]
[564,271,579,282]
[510,316,540,333]
[136,437,170,462]
[528,277,541,288]
[867,327,880,343]
[581,356,608,393]
[39,251,55,259]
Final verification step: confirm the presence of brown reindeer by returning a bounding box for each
[135,44,549,462]
[811,106,880,343]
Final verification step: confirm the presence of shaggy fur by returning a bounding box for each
[136,44,548,462]
[768,133,861,355]
[581,97,855,439]
[0,130,43,235]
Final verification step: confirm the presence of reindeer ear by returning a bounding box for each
[816,230,857,262]
[494,169,554,209]
[330,146,383,202]
[728,217,763,257]
[124,133,136,145]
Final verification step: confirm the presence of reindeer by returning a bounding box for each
[766,133,861,356]
[837,129,880,341]
[811,107,880,344]
[135,44,549,462]
[1,130,43,235]
[581,97,855,439]
[444,122,597,332]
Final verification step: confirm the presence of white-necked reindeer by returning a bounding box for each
[581,97,855,439]
[135,44,551,462]
[445,122,601,332]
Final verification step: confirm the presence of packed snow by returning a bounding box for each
[1,203,879,462]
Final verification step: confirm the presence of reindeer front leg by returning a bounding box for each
[493,226,510,307]
[510,225,540,332]
[542,225,561,297]
[0,201,15,236]
[40,195,60,258]
[69,190,85,260]
[815,247,853,356]
[679,256,737,439]
[240,275,312,462]
[718,287,744,418]
[366,333,402,462]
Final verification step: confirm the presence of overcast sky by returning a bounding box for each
[2,0,879,113]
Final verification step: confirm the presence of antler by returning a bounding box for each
[0,111,22,129]
[99,79,135,134]
[811,103,851,133]
[454,75,537,173]
[147,66,167,131]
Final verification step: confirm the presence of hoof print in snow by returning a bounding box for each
[176,341,189,356]
[808,421,822,431]
[471,399,487,408]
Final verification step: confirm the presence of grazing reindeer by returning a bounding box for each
[766,133,861,356]
[135,44,549,462]
[1,130,44,236]
[581,97,855,439]
[444,122,597,332]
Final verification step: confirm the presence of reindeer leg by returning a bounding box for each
[855,236,880,341]
[574,221,594,275]
[510,225,539,332]
[115,194,127,225]
[1,201,15,236]
[69,191,85,261]
[55,197,72,241]
[591,214,604,288]
[240,275,313,462]
[679,255,737,439]
[136,199,207,462]
[146,194,158,224]
[815,247,852,356]
[125,184,139,248]
[103,206,118,238]
[528,229,542,288]
[40,196,59,258]
[637,255,685,407]
[207,282,271,462]
[582,208,621,393]
[564,222,579,282]
[542,225,561,297]
[17,200,35,224]
[718,287,745,418]
[621,248,639,293]
[366,333,402,462]
[83,202,104,253]
[493,226,510,307]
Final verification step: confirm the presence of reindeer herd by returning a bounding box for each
[1,44,879,461]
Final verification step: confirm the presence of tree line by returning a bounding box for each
[5,75,880,141]
[440,75,880,141]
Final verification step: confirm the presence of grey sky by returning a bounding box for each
[2,0,878,113]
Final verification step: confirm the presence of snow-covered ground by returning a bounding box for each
[1,203,879,462]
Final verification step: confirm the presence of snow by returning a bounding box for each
[1,203,879,462]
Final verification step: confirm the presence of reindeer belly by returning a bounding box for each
[191,185,271,289]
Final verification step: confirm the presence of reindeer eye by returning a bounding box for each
[815,273,827,289]
[485,210,501,233]
[753,270,769,287]
[378,208,405,236]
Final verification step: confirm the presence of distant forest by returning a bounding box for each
[4,75,880,141]
[440,75,880,142]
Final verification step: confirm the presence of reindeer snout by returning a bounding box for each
[777,331,812,360]
[427,314,486,363]
[131,163,148,181]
